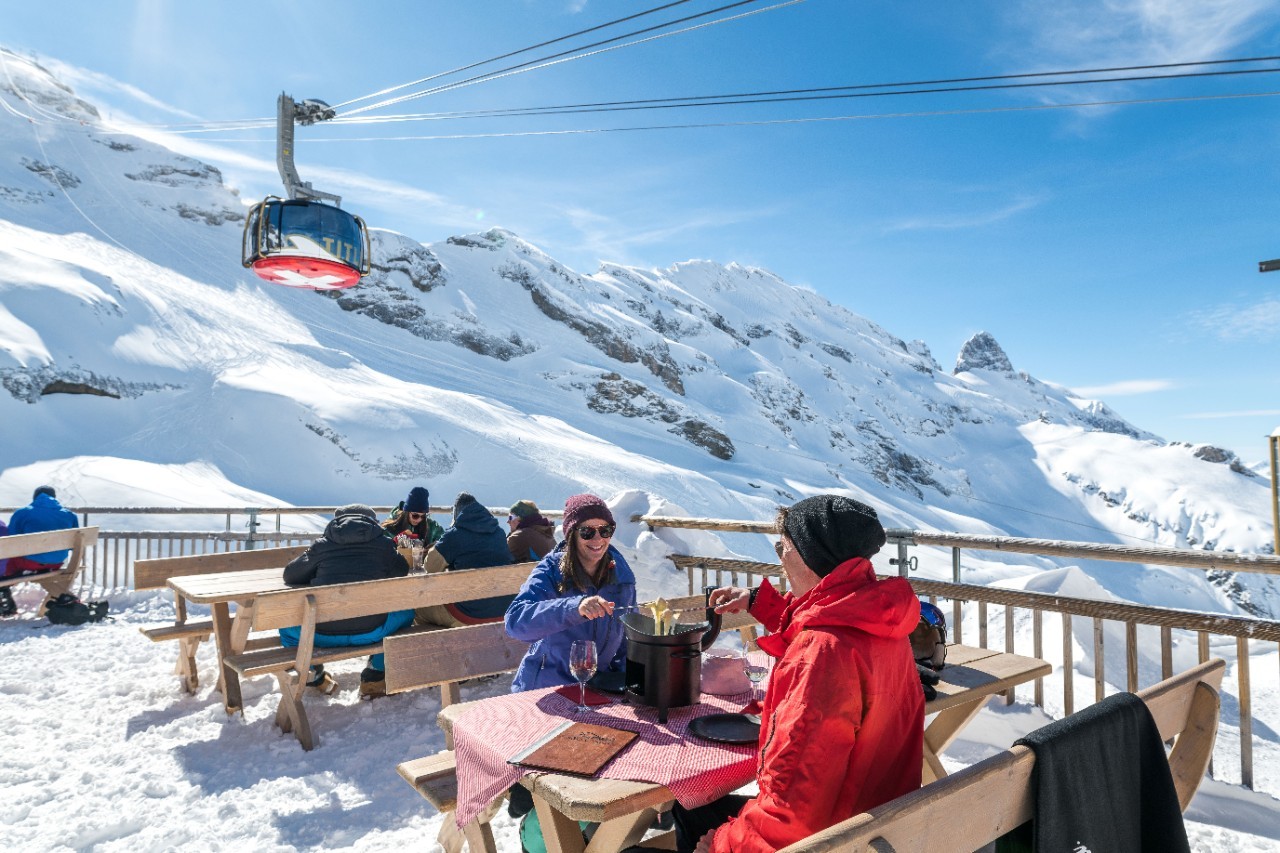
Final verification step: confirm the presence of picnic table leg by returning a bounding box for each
[175,635,202,693]
[584,807,661,853]
[274,671,315,751]
[210,602,243,712]
[533,792,588,853]
[922,698,988,783]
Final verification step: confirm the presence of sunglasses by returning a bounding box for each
[407,512,425,521]
[577,524,615,541]
[919,601,946,629]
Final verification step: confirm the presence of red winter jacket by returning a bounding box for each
[710,557,924,853]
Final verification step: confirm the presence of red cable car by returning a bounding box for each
[242,94,371,290]
[242,197,370,290]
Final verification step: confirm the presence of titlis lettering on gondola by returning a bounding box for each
[319,236,360,263]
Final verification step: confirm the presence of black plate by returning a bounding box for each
[589,670,628,695]
[686,713,761,744]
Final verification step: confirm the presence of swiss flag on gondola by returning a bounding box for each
[249,255,361,290]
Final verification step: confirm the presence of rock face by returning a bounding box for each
[954,331,1014,374]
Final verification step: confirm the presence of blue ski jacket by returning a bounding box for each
[505,543,636,692]
[8,493,79,564]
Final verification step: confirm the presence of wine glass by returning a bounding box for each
[569,640,598,714]
[742,647,770,709]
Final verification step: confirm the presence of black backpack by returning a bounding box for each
[45,593,109,625]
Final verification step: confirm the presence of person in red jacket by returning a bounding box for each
[688,495,925,853]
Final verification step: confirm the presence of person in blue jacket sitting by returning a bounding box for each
[503,493,636,835]
[3,486,79,617]
[505,493,635,692]
[415,492,516,628]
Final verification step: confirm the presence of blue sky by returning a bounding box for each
[6,0,1280,463]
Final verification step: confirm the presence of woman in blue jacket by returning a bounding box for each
[505,493,636,693]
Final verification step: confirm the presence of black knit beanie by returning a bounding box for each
[782,495,886,577]
[405,486,430,513]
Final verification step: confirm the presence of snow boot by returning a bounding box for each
[0,587,16,617]
[306,665,337,695]
[359,666,386,700]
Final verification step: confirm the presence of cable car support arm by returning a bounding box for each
[277,93,341,205]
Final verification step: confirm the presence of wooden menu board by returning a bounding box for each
[509,721,639,777]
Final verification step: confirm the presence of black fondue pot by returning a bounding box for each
[622,588,722,723]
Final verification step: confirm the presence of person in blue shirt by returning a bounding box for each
[3,486,79,616]
[505,493,636,692]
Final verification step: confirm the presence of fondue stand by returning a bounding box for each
[437,643,1051,853]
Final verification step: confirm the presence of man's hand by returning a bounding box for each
[578,595,615,620]
[708,586,750,614]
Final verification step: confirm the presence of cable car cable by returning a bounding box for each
[339,0,803,118]
[207,88,1279,145]
[319,63,1280,126]
[329,0,705,110]
[102,52,1280,135]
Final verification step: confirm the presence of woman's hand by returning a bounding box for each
[708,586,750,614]
[578,595,615,620]
[693,829,717,853]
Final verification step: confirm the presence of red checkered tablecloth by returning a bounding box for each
[452,684,763,827]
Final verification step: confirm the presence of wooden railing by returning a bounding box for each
[640,514,1280,794]
[4,504,558,592]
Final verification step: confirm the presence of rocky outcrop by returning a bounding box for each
[1,365,174,403]
[955,331,1013,374]
[305,422,459,479]
[366,239,448,294]
[23,158,80,190]
[1192,444,1260,478]
[174,203,243,226]
[587,373,734,459]
[500,262,685,395]
[126,161,224,188]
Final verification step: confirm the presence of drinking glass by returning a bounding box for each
[569,640,598,714]
[742,647,770,707]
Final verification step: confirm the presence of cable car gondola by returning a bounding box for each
[241,94,370,290]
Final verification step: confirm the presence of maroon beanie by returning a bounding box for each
[561,494,614,539]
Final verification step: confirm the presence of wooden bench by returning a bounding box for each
[133,545,309,693]
[0,527,99,616]
[388,593,759,853]
[223,561,533,750]
[780,657,1226,852]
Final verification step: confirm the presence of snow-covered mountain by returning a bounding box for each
[0,47,1274,616]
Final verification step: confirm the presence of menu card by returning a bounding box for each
[508,721,638,777]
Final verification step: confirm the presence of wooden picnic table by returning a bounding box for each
[168,567,289,713]
[437,644,1051,853]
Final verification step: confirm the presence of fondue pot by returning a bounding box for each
[622,588,722,723]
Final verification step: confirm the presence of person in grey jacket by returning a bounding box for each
[281,503,411,698]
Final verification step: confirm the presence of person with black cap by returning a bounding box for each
[677,495,924,853]
[3,486,80,616]
[382,485,444,545]
[282,503,413,698]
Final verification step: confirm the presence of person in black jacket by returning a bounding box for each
[281,503,412,699]
[416,492,516,628]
